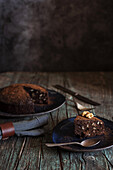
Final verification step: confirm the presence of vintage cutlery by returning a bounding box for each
[46,138,100,147]
[74,102,95,111]
[53,85,100,106]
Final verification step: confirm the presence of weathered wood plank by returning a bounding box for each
[61,72,113,170]
[15,72,51,170]
[0,72,24,170]
[0,72,113,170]
[0,72,39,170]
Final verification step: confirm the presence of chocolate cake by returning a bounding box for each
[0,84,48,114]
[74,111,105,138]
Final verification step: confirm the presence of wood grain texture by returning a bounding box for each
[0,72,113,170]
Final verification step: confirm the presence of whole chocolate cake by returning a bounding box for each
[74,111,105,138]
[0,84,48,114]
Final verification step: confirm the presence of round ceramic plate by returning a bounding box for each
[52,116,113,152]
[0,90,65,117]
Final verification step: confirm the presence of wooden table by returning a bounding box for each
[0,72,113,170]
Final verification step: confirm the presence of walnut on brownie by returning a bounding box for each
[74,111,105,138]
[0,84,48,114]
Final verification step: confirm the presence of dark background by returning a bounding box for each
[0,0,113,72]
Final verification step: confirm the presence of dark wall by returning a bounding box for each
[0,0,113,72]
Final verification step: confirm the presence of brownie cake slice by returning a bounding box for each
[74,111,105,138]
[0,84,48,114]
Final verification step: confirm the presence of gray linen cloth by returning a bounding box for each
[0,114,48,140]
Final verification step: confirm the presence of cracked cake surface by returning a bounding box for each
[0,84,48,114]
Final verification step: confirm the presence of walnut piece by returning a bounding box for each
[86,113,94,119]
[82,111,89,116]
[81,111,94,119]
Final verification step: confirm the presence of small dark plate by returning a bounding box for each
[0,90,65,117]
[52,116,113,152]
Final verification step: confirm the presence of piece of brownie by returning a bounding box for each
[74,112,105,138]
[0,84,48,114]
